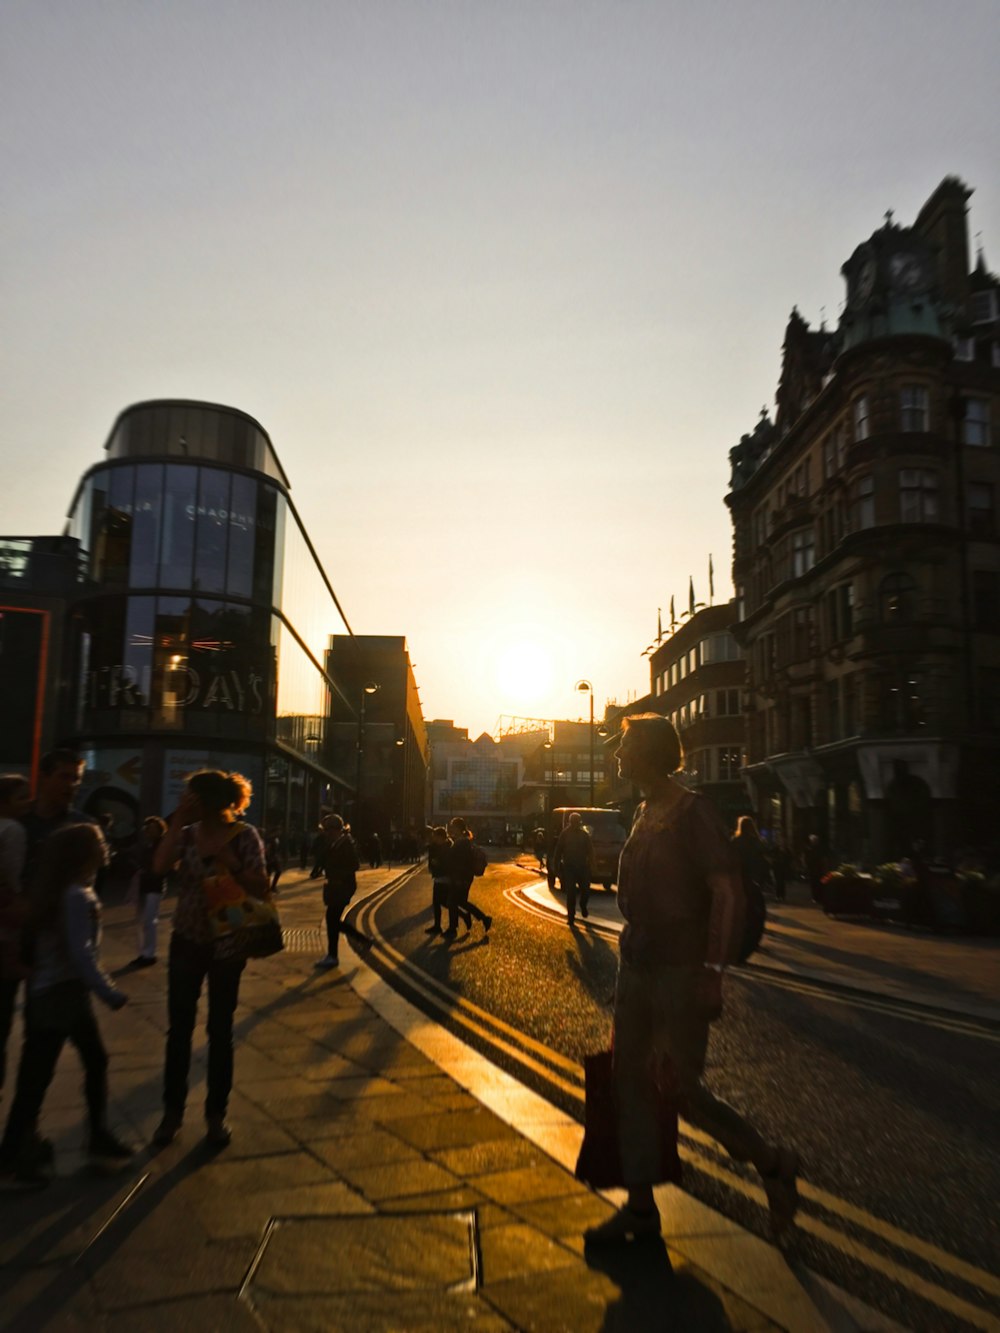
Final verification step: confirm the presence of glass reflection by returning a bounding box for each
[193,469,231,595]
[130,464,164,586]
[159,465,198,588]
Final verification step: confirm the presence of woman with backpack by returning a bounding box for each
[444,817,492,939]
[0,822,132,1186]
[313,814,373,969]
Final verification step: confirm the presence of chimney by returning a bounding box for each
[913,176,972,307]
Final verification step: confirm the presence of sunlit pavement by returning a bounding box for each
[0,862,802,1333]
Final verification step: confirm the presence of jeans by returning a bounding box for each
[322,881,368,958]
[136,892,161,960]
[0,983,108,1160]
[612,961,770,1186]
[447,878,489,931]
[561,866,590,921]
[163,934,244,1119]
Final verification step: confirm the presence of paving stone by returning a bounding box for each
[251,1289,513,1332]
[510,1190,618,1238]
[87,1237,255,1309]
[431,1138,545,1177]
[191,1181,372,1240]
[308,1128,423,1170]
[0,1267,106,1331]
[334,1158,461,1201]
[478,1222,578,1284]
[104,1293,260,1331]
[173,1150,332,1200]
[379,1188,488,1214]
[426,1091,484,1112]
[473,1163,587,1206]
[249,1213,476,1297]
[387,1108,518,1152]
[483,1260,620,1331]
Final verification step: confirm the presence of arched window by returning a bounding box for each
[879,572,917,624]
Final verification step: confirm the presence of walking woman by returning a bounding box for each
[313,815,373,969]
[424,826,452,935]
[0,823,131,1186]
[444,817,492,939]
[130,816,167,968]
[583,715,799,1245]
[152,770,266,1149]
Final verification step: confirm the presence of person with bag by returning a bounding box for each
[443,817,492,939]
[0,822,132,1187]
[424,825,453,936]
[312,814,373,969]
[128,816,168,968]
[582,714,799,1245]
[151,770,268,1149]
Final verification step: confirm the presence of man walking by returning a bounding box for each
[552,812,594,927]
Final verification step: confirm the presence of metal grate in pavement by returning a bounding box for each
[281,926,325,953]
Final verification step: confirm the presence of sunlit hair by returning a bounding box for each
[735,815,761,840]
[38,748,83,777]
[430,825,449,840]
[0,774,30,808]
[185,769,252,816]
[447,816,469,835]
[621,713,683,775]
[31,823,107,931]
[322,813,346,833]
[143,815,167,839]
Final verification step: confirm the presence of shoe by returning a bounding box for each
[481,915,493,934]
[762,1147,800,1236]
[129,956,157,968]
[567,916,576,928]
[88,1128,134,1161]
[152,1110,183,1147]
[460,910,472,930]
[580,903,589,919]
[442,928,457,939]
[205,1115,232,1148]
[584,1205,661,1245]
[424,925,441,935]
[314,954,339,970]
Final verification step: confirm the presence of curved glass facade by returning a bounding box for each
[64,403,355,833]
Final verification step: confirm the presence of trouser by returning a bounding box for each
[612,961,771,1187]
[0,975,20,1092]
[431,880,449,929]
[323,882,368,958]
[561,866,590,921]
[0,984,108,1160]
[136,892,161,959]
[163,935,244,1119]
[448,879,488,931]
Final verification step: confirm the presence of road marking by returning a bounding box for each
[362,874,1000,1327]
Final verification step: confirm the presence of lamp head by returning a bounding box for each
[363,682,379,696]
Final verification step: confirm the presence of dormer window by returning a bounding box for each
[954,337,975,361]
[971,291,998,324]
[900,385,929,433]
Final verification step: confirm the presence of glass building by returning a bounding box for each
[62,400,357,843]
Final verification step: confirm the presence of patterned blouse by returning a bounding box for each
[171,821,266,945]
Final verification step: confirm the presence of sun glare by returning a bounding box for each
[495,640,554,711]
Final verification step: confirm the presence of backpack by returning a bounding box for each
[471,843,488,877]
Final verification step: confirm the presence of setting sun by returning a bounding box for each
[494,639,554,712]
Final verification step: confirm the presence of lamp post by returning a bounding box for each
[542,740,555,815]
[576,680,595,807]
[355,681,379,835]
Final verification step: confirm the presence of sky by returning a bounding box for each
[2,1,998,739]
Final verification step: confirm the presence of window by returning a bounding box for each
[967,483,995,537]
[714,688,742,716]
[717,747,742,780]
[836,423,849,471]
[879,572,917,623]
[971,291,997,324]
[792,607,811,660]
[826,680,841,741]
[856,475,875,529]
[900,386,929,433]
[791,529,815,577]
[972,570,1000,631]
[899,469,939,523]
[826,583,854,642]
[823,435,835,480]
[954,337,975,362]
[699,633,740,664]
[843,674,857,736]
[854,396,871,442]
[963,398,990,447]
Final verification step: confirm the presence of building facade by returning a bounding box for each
[52,399,384,845]
[726,178,1000,862]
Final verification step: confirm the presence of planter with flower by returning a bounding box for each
[820,864,876,917]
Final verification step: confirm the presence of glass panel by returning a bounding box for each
[254,484,279,605]
[151,596,191,730]
[273,617,330,760]
[122,596,155,710]
[226,473,258,599]
[274,500,350,666]
[159,465,198,588]
[193,468,231,595]
[92,467,135,584]
[129,464,164,586]
[69,478,93,553]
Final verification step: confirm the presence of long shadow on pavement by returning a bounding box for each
[584,1237,736,1331]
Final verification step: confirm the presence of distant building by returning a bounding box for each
[726,177,1000,861]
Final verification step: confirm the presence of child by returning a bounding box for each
[424,826,452,935]
[0,822,131,1186]
[0,774,31,1102]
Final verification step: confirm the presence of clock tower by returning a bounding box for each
[839,214,942,352]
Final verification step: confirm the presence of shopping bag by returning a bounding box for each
[574,1049,680,1189]
[204,867,284,963]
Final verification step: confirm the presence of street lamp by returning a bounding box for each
[576,680,595,807]
[355,681,379,834]
[542,740,555,814]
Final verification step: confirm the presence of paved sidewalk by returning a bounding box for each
[519,864,1000,1022]
[0,865,891,1332]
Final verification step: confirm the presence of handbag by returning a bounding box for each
[202,825,284,964]
[574,1048,681,1190]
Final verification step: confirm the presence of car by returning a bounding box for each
[547,807,627,891]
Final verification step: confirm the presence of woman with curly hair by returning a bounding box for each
[151,770,267,1149]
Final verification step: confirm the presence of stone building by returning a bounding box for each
[726,178,1000,862]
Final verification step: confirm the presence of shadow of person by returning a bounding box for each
[584,1236,735,1332]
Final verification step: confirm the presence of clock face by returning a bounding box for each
[853,257,877,306]
[889,252,925,292]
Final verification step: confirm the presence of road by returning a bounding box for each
[354,855,1000,1333]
